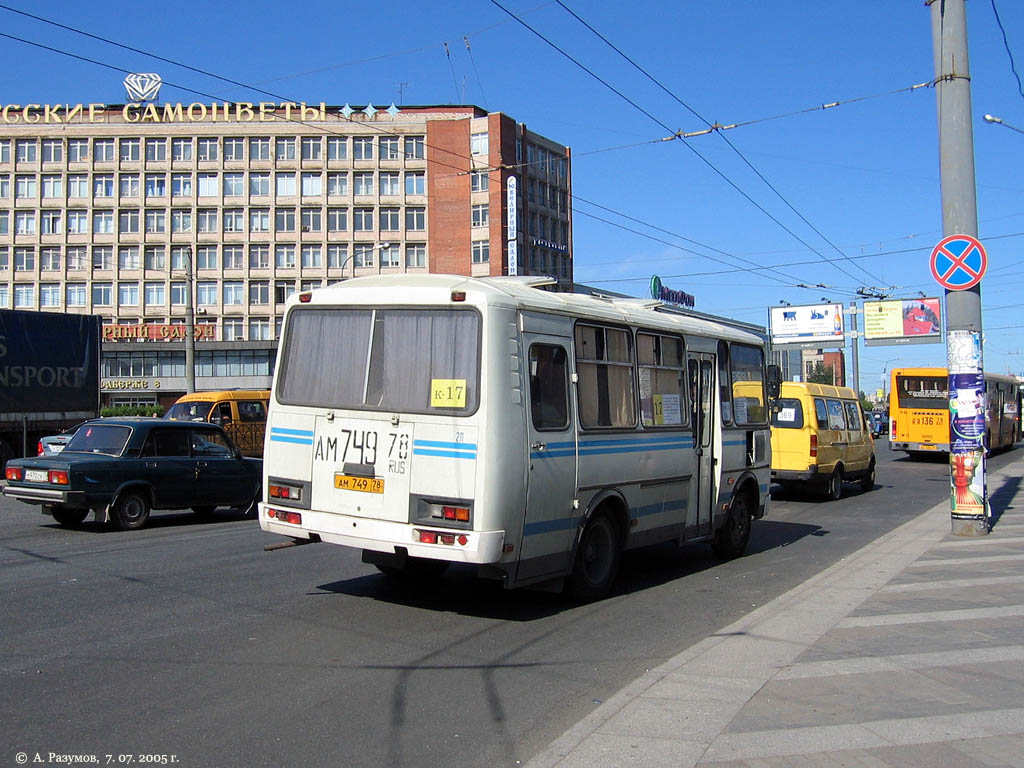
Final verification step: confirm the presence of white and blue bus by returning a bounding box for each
[260,275,778,599]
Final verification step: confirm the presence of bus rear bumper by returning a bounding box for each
[259,504,505,564]
[771,468,820,483]
[891,442,948,453]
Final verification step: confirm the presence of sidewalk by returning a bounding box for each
[528,457,1024,768]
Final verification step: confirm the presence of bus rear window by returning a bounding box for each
[896,375,947,410]
[771,398,804,429]
[277,307,480,414]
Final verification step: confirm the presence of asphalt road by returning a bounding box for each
[1,441,1010,768]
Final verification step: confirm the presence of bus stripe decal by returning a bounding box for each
[414,440,479,451]
[413,448,477,460]
[270,428,314,446]
[270,427,314,437]
[523,517,575,536]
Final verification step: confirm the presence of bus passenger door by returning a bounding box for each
[688,354,717,538]
[519,337,578,581]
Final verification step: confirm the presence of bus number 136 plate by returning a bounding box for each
[334,474,385,494]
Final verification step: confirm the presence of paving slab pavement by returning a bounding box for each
[527,457,1024,768]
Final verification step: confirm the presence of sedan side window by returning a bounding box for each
[142,429,191,457]
[192,429,232,456]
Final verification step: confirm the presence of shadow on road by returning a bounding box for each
[989,473,1021,528]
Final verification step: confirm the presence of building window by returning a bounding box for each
[223,245,244,270]
[223,281,244,305]
[301,172,322,197]
[15,175,37,199]
[250,172,270,197]
[353,172,374,196]
[276,137,296,161]
[300,207,322,232]
[94,174,114,197]
[471,170,489,192]
[41,210,62,235]
[249,280,269,304]
[327,208,348,232]
[92,282,112,306]
[171,173,192,197]
[275,207,295,232]
[40,284,61,307]
[0,211,7,236]
[119,174,140,198]
[145,209,166,233]
[144,282,165,306]
[405,243,426,268]
[471,203,489,228]
[119,138,140,162]
[118,209,140,234]
[249,137,270,161]
[327,172,348,196]
[353,243,374,267]
[379,243,400,267]
[14,247,36,271]
[249,318,271,340]
[196,209,218,233]
[327,137,347,160]
[15,211,36,235]
[405,171,425,196]
[118,282,139,306]
[197,173,219,197]
[223,317,244,341]
[41,247,61,271]
[67,210,89,234]
[223,137,245,161]
[249,245,270,269]
[14,285,35,309]
[301,136,322,161]
[170,246,189,271]
[223,173,245,197]
[274,280,295,304]
[171,209,192,233]
[301,245,322,268]
[195,245,218,270]
[249,208,270,232]
[41,139,63,163]
[170,282,187,305]
[379,136,400,160]
[276,173,296,197]
[94,139,115,162]
[470,132,488,156]
[327,244,349,268]
[68,139,88,162]
[275,244,296,268]
[145,138,167,162]
[93,210,114,234]
[223,208,244,232]
[118,246,140,270]
[353,208,374,231]
[197,138,218,161]
[172,138,192,162]
[0,174,10,198]
[196,282,218,306]
[146,174,167,197]
[404,135,425,160]
[472,240,489,264]
[353,136,374,160]
[67,174,88,198]
[144,246,165,270]
[405,207,425,231]
[379,207,400,231]
[379,172,400,196]
[66,283,87,307]
[16,139,37,163]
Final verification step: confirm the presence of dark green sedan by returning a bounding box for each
[2,418,262,530]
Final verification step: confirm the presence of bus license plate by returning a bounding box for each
[334,474,384,494]
[920,444,937,450]
[26,469,49,482]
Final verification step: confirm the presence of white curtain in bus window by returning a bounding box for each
[637,332,684,427]
[575,324,636,428]
[730,344,766,425]
[278,309,373,406]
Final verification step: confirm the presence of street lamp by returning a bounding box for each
[338,242,392,278]
[983,114,1024,135]
[880,356,901,405]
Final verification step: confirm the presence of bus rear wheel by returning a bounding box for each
[713,493,752,559]
[567,513,621,602]
[823,468,843,501]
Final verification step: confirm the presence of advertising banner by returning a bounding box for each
[769,303,844,348]
[947,329,986,521]
[863,298,942,347]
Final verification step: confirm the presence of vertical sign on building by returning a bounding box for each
[506,175,518,276]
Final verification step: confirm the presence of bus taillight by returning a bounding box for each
[890,419,896,440]
[810,434,817,459]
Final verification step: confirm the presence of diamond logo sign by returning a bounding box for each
[123,73,162,102]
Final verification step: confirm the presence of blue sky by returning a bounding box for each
[2,0,1023,391]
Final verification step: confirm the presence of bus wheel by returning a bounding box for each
[713,493,752,559]
[567,514,621,602]
[860,460,876,492]
[824,468,843,501]
[112,491,151,531]
[50,506,88,527]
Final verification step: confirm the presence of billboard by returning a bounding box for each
[862,298,942,347]
[769,303,845,349]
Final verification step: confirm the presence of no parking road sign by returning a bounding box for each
[930,234,987,291]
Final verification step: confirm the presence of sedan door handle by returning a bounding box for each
[197,461,209,467]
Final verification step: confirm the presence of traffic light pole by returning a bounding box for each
[930,0,988,536]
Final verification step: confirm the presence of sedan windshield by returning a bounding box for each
[64,424,132,455]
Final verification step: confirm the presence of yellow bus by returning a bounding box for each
[888,366,1021,456]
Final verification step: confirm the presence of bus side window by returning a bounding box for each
[213,402,232,426]
[529,344,569,431]
[814,398,829,429]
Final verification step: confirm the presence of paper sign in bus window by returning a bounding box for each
[430,379,467,408]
